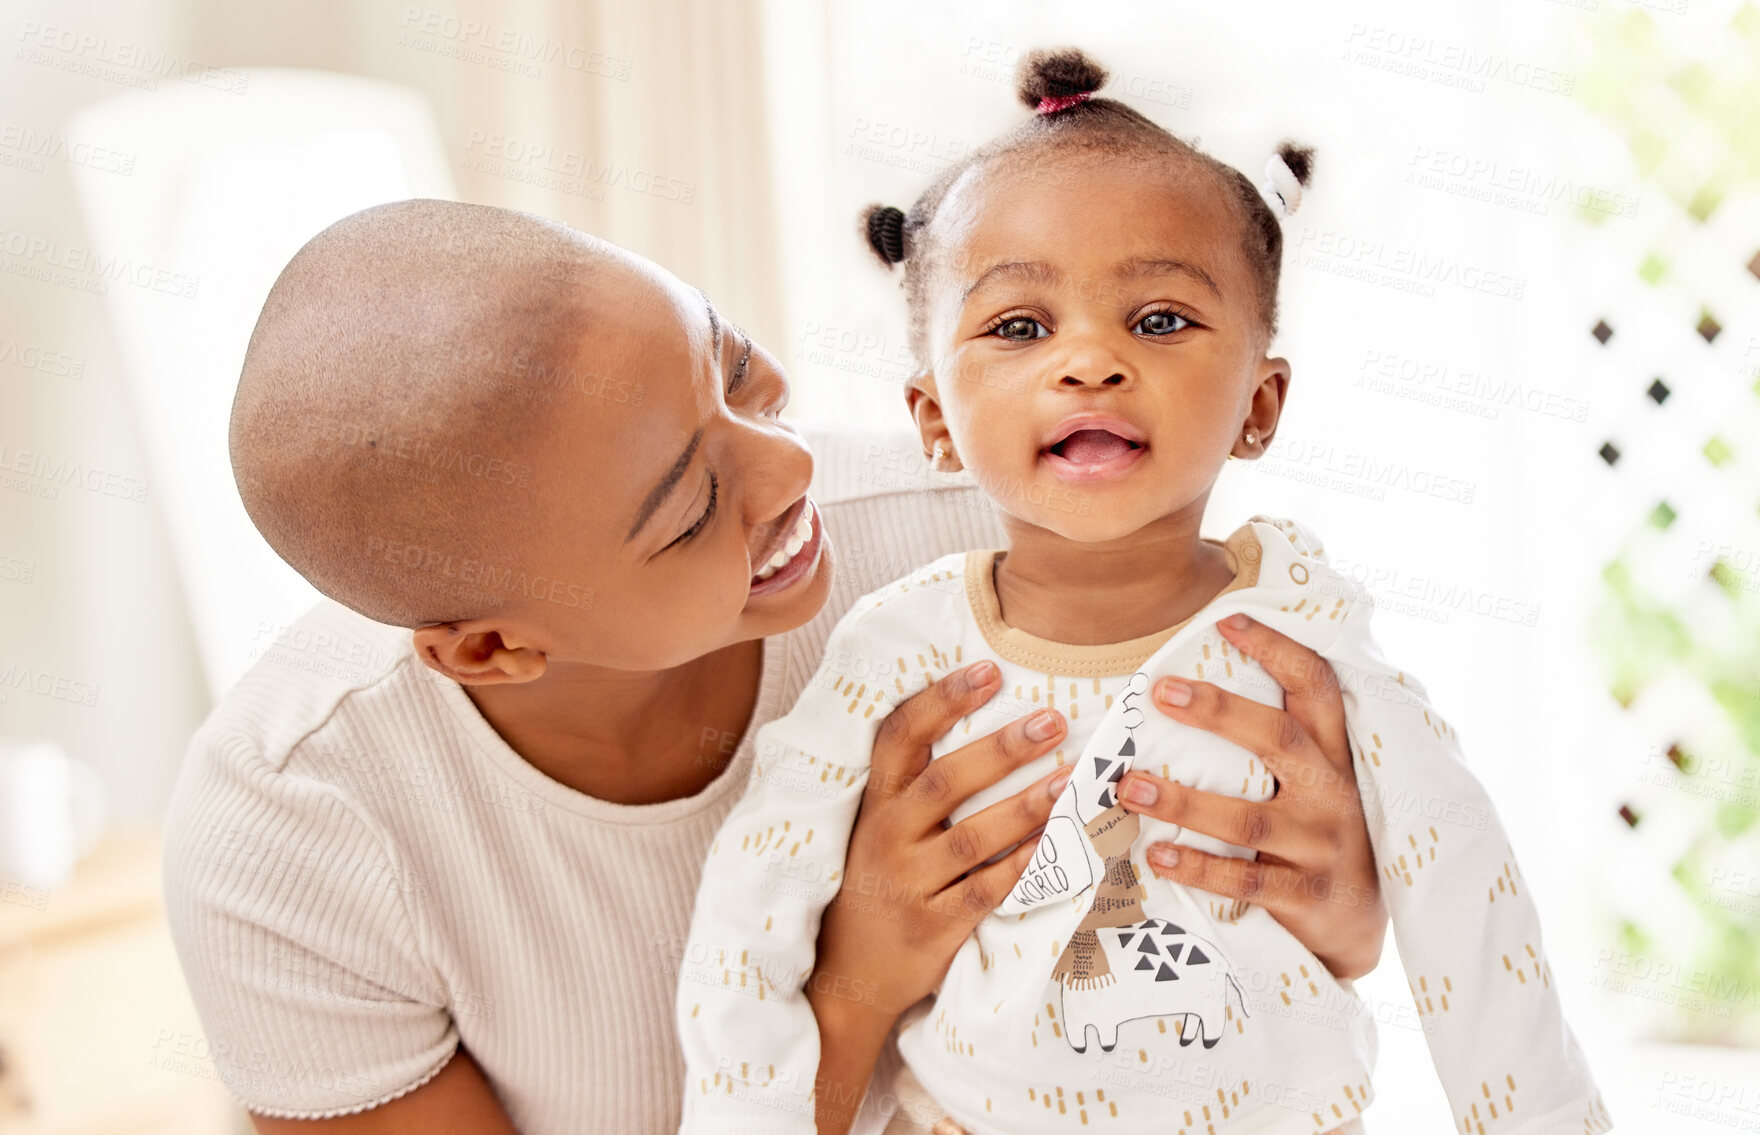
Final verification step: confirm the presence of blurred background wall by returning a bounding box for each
[1,0,1756,1131]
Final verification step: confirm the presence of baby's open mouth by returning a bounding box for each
[1047,428,1142,466]
[1041,417,1149,482]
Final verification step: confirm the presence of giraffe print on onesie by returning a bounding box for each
[677,516,1612,1135]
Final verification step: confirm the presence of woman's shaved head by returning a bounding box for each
[232,199,610,627]
[232,199,827,678]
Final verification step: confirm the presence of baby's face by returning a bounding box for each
[919,155,1278,543]
[504,251,833,671]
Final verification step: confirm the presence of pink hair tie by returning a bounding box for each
[1036,91,1092,115]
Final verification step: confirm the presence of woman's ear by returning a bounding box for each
[412,623,548,685]
[905,373,963,472]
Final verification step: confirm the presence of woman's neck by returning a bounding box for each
[993,510,1236,646]
[463,637,764,805]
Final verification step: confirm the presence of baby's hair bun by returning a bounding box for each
[1276,141,1315,186]
[1262,140,1316,218]
[862,204,907,266]
[1016,48,1108,111]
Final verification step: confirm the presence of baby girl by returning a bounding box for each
[677,49,1611,1135]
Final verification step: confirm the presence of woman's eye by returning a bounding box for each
[1137,310,1193,336]
[993,317,1048,341]
[664,473,717,551]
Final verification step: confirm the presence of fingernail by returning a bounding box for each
[1025,710,1060,741]
[1224,613,1251,631]
[1148,844,1180,869]
[1122,777,1157,806]
[1047,768,1073,796]
[968,660,998,684]
[1157,678,1192,707]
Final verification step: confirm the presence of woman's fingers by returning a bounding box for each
[939,820,1045,926]
[1217,614,1351,769]
[869,661,1003,795]
[1115,771,1331,863]
[1111,615,1388,980]
[1148,674,1331,788]
[898,708,1067,822]
[926,765,1072,882]
[1138,842,1312,918]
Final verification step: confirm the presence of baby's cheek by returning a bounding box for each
[939,359,1021,440]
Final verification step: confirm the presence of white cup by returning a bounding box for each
[0,740,108,892]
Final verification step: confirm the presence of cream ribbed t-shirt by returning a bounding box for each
[161,426,1005,1134]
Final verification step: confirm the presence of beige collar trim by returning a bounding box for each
[962,524,1264,677]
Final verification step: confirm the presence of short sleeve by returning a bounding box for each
[162,727,458,1118]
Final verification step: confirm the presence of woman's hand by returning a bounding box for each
[810,660,1071,1135]
[1116,613,1388,981]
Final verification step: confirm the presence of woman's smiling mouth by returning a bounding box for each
[748,498,823,597]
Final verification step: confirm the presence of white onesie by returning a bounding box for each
[676,516,1612,1135]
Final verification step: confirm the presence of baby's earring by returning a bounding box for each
[930,439,962,472]
[1228,430,1259,461]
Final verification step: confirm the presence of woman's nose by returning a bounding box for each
[736,421,814,524]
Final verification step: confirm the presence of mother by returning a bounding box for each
[165,200,1386,1135]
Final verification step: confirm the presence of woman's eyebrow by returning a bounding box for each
[626,428,704,543]
[700,289,724,360]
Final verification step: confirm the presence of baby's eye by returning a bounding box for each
[1136,310,1193,336]
[993,317,1048,341]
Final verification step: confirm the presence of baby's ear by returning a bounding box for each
[905,373,962,473]
[1238,355,1291,457]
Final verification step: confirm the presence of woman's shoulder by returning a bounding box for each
[797,420,979,506]
[798,419,1003,566]
[774,541,983,698]
[169,600,480,858]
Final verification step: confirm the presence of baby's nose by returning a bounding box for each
[1051,332,1136,389]
[1060,371,1128,387]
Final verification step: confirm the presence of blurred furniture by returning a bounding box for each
[0,830,242,1135]
[66,71,456,703]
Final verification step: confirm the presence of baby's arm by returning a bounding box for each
[675,604,913,1135]
[1330,601,1613,1132]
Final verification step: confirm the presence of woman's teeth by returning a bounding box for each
[754,500,816,580]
